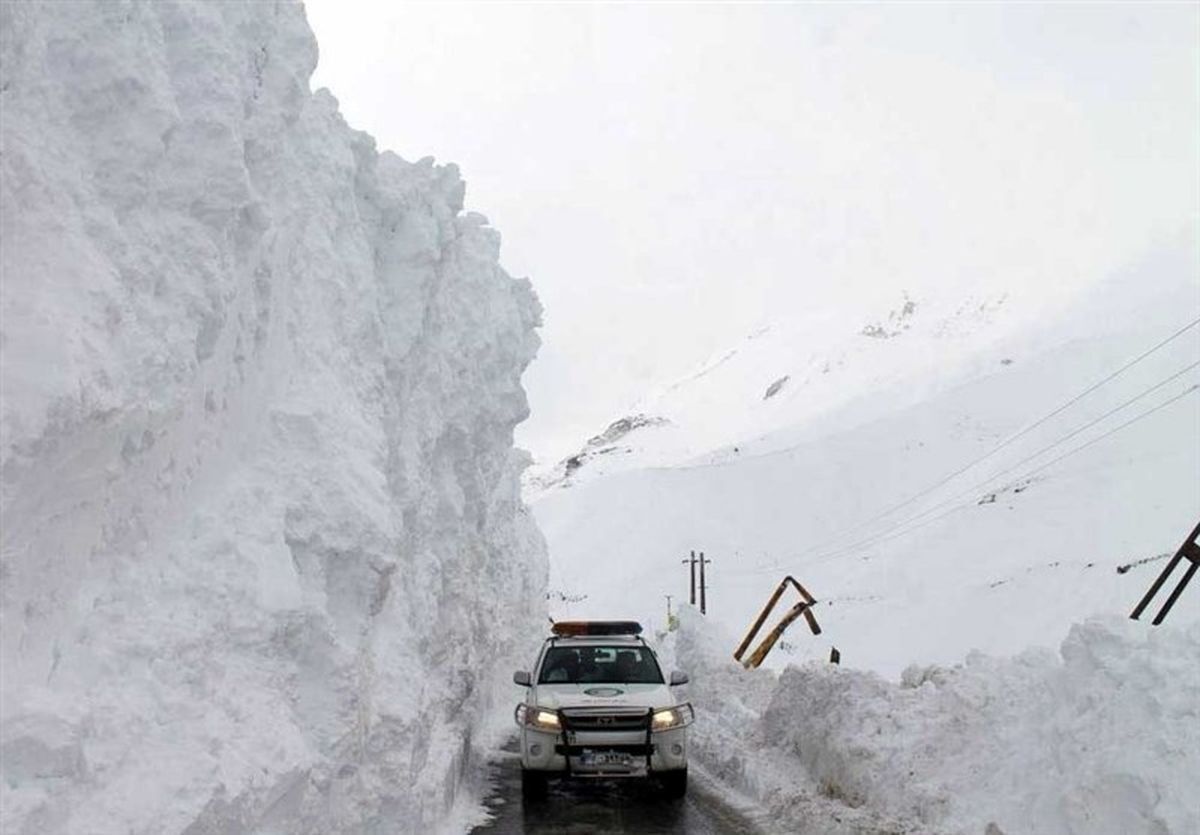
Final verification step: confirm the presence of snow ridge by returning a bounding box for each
[1,3,545,833]
[672,608,1200,835]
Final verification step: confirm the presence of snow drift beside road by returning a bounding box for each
[1,2,545,833]
[672,607,1200,835]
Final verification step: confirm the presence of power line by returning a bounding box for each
[746,363,1198,576]
[1002,383,1198,486]
[950,362,1197,495]
[741,370,1199,578]
[778,317,1200,565]
[798,381,1200,567]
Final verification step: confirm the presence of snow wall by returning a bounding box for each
[671,607,1199,835]
[0,2,546,832]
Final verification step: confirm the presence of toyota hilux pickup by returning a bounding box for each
[512,621,693,799]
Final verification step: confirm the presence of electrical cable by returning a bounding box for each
[774,317,1200,565]
[799,381,1200,568]
[742,364,1200,577]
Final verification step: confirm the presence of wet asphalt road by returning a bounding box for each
[470,743,759,835]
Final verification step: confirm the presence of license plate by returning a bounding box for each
[579,751,634,768]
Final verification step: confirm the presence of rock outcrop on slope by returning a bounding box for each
[0,3,546,832]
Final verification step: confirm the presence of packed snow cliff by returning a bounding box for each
[0,3,545,833]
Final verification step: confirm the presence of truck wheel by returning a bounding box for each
[659,768,687,799]
[521,768,548,801]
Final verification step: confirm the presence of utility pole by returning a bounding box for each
[665,594,673,621]
[698,552,711,615]
[681,551,697,605]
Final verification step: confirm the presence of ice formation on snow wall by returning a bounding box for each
[0,2,546,832]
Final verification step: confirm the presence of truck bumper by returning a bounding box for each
[519,726,688,775]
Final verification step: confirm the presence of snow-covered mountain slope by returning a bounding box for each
[529,241,1195,492]
[1,3,544,833]
[532,245,1199,677]
[527,258,1062,493]
[528,289,1012,490]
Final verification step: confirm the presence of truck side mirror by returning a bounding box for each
[669,671,689,686]
[513,670,532,687]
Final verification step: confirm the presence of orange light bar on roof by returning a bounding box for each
[551,620,643,637]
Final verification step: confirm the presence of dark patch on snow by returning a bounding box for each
[861,293,916,339]
[978,477,1036,505]
[763,375,790,400]
[544,414,670,485]
[1116,552,1172,575]
[986,559,1098,591]
[587,414,669,447]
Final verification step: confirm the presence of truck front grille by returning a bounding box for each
[559,706,651,731]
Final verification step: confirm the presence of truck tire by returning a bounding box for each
[659,768,687,799]
[521,768,548,801]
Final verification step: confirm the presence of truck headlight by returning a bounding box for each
[651,703,694,731]
[515,704,561,732]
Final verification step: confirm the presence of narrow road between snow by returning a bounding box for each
[471,742,761,835]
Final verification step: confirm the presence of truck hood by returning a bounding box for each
[534,683,677,710]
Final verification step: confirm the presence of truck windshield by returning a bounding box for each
[538,646,664,685]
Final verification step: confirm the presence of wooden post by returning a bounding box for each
[1130,519,1200,625]
[735,575,822,668]
[681,551,697,605]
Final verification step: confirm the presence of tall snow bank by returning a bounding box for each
[673,608,1199,835]
[0,2,545,833]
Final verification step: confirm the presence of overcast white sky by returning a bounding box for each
[305,2,1198,459]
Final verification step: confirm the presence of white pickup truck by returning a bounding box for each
[512,621,693,799]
